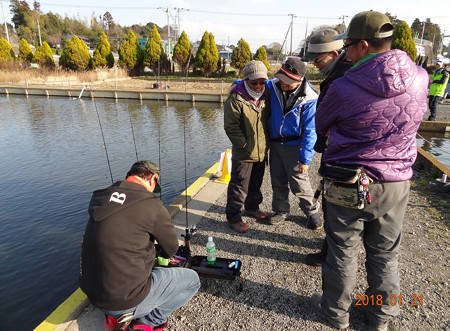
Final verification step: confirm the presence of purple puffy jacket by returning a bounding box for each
[316,49,428,182]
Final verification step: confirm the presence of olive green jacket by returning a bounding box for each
[224,88,270,162]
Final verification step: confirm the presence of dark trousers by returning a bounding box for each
[428,95,440,120]
[225,159,265,224]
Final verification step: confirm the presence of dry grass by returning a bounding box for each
[0,67,130,86]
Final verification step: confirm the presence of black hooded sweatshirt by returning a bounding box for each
[79,180,178,311]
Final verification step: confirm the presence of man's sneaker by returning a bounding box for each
[305,251,326,266]
[128,320,167,331]
[104,315,121,330]
[269,212,288,224]
[311,293,349,329]
[229,220,249,232]
[243,209,268,220]
[307,213,322,230]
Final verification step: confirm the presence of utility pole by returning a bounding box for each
[1,1,9,43]
[166,8,171,59]
[37,19,42,45]
[421,21,426,44]
[339,15,348,33]
[174,7,188,39]
[304,20,308,56]
[289,14,295,56]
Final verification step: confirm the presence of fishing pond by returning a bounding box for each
[0,95,229,330]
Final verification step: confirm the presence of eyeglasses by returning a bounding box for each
[342,40,360,51]
[313,53,329,64]
[248,81,266,86]
[282,62,299,75]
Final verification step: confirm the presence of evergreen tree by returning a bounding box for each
[194,31,219,77]
[231,38,251,76]
[90,32,114,68]
[173,31,191,74]
[253,46,270,70]
[33,41,55,68]
[143,24,165,74]
[118,29,143,74]
[0,37,15,65]
[18,38,34,63]
[59,35,90,71]
[392,21,417,62]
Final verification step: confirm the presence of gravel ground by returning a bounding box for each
[166,151,449,331]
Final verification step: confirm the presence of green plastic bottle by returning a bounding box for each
[206,236,216,265]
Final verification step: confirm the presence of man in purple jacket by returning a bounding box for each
[310,11,428,331]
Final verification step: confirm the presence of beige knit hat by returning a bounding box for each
[243,60,268,80]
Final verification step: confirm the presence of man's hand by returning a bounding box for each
[296,162,309,174]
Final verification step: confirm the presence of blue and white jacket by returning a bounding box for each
[267,78,318,165]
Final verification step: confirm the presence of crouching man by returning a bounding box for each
[79,161,200,331]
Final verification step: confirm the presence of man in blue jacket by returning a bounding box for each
[266,57,321,229]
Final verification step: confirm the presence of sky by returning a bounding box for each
[1,0,449,53]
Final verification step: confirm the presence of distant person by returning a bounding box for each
[310,11,428,330]
[301,28,352,266]
[224,60,270,232]
[439,64,449,103]
[428,59,449,120]
[266,57,321,229]
[79,161,200,331]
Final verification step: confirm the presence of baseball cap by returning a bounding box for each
[303,29,343,61]
[334,10,394,40]
[436,59,443,65]
[130,160,161,193]
[274,57,307,85]
[242,60,268,80]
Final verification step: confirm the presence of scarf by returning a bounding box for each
[244,80,265,101]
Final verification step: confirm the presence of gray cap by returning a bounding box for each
[334,10,394,40]
[303,29,343,61]
[274,57,307,85]
[242,60,268,80]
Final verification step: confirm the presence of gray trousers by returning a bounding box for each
[321,180,410,325]
[269,142,319,216]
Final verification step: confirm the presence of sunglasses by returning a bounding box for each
[248,81,266,86]
[342,40,360,51]
[313,53,329,64]
[282,62,299,75]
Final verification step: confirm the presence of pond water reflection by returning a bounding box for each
[416,132,450,169]
[0,95,229,330]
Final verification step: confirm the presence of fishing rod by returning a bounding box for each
[92,89,114,184]
[180,53,197,251]
[126,104,139,162]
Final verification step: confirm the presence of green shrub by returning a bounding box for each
[18,38,34,63]
[118,29,143,73]
[59,35,90,71]
[33,41,55,68]
[90,32,114,69]
[0,37,15,65]
[392,21,417,61]
[231,38,251,76]
[253,47,270,70]
[194,31,219,78]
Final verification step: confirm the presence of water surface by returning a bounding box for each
[0,95,229,330]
